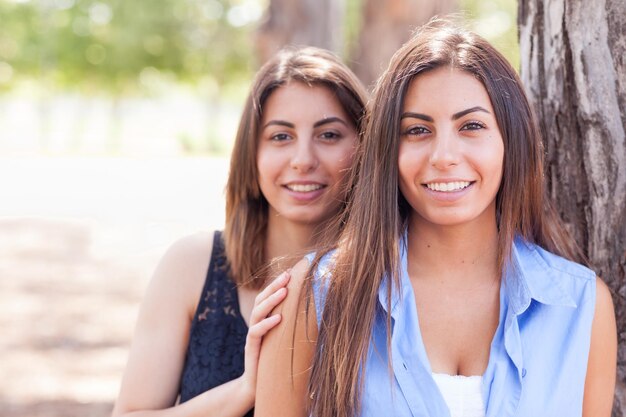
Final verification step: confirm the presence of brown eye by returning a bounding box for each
[460,121,486,131]
[319,131,341,141]
[270,133,291,142]
[405,126,430,136]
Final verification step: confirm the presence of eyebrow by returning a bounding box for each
[451,106,490,120]
[313,116,348,128]
[263,120,295,129]
[400,106,491,122]
[263,116,348,129]
[400,112,433,122]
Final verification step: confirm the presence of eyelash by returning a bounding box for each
[319,131,342,141]
[269,131,342,142]
[404,121,487,136]
[270,133,291,142]
[460,121,486,131]
[404,126,430,136]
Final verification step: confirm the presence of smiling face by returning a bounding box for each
[398,67,504,229]
[256,81,358,226]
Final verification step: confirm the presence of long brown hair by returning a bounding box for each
[224,47,368,289]
[307,19,584,417]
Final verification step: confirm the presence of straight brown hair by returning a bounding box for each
[306,19,585,417]
[224,47,368,289]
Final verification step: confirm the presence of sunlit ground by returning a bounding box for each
[0,155,229,416]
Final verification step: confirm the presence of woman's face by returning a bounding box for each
[257,81,358,226]
[398,67,504,228]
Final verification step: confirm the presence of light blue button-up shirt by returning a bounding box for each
[310,236,596,417]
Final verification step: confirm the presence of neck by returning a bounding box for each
[406,211,499,286]
[264,210,322,276]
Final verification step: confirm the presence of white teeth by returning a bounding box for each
[425,181,471,192]
[287,183,324,192]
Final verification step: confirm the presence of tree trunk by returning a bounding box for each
[352,0,456,88]
[518,0,626,414]
[255,0,345,65]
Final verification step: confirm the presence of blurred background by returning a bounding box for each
[0,1,517,415]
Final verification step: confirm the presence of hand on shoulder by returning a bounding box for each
[255,257,317,417]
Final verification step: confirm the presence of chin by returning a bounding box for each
[419,208,493,228]
[284,204,341,225]
[281,211,324,226]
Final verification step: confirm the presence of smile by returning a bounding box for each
[424,181,472,192]
[284,183,325,192]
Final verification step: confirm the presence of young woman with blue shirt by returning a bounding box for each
[255,21,617,417]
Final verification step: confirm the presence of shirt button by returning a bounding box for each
[403,362,408,370]
[521,368,527,378]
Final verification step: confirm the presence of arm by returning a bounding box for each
[111,232,289,417]
[582,277,617,417]
[255,258,318,417]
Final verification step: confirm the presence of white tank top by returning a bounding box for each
[431,373,486,417]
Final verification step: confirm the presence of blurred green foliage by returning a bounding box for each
[459,0,519,70]
[0,0,518,94]
[0,0,261,93]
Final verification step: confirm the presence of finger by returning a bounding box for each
[254,270,291,307]
[249,287,288,327]
[246,314,282,349]
[254,270,290,307]
[243,314,282,386]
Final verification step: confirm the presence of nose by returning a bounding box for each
[429,130,460,169]
[290,137,318,173]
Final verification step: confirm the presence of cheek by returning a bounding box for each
[397,144,422,185]
[256,145,280,178]
[487,143,505,183]
[337,148,356,173]
[328,139,358,177]
[468,137,504,183]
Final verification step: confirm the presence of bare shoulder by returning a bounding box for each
[588,276,616,364]
[112,231,218,414]
[255,256,316,417]
[148,231,216,318]
[593,277,614,314]
[269,256,314,329]
[287,257,312,298]
[591,277,616,341]
[157,231,215,271]
[582,276,617,417]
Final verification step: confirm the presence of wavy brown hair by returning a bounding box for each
[306,19,584,417]
[224,47,368,289]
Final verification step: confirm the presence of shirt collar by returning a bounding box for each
[505,236,577,315]
[377,234,578,318]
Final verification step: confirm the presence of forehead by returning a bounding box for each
[402,67,493,113]
[261,81,348,122]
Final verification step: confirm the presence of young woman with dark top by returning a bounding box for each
[112,47,368,417]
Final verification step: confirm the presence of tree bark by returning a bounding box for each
[352,0,456,88]
[255,0,345,65]
[518,0,626,415]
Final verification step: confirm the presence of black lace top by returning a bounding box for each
[178,231,253,417]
